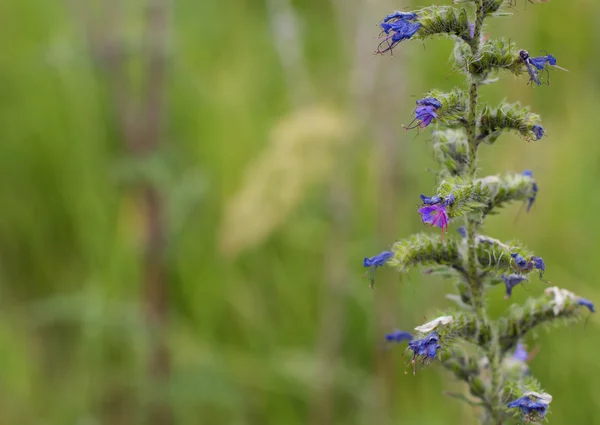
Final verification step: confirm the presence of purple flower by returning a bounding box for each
[408,331,441,364]
[382,11,418,23]
[522,170,538,212]
[512,342,529,362]
[507,396,549,420]
[420,194,443,205]
[469,23,475,39]
[376,14,421,55]
[385,330,414,343]
[418,204,449,240]
[363,250,394,288]
[577,298,595,313]
[416,97,442,109]
[511,253,529,269]
[502,274,528,299]
[406,97,441,130]
[530,256,545,271]
[531,125,544,140]
[457,226,467,238]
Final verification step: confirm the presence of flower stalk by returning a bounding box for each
[369,1,592,423]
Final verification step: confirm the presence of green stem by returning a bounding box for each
[463,2,504,423]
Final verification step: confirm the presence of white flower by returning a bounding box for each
[545,286,577,316]
[414,315,454,333]
[524,391,553,405]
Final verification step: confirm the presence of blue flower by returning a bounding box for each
[529,54,558,71]
[382,10,418,23]
[376,14,421,55]
[577,298,595,313]
[385,330,414,343]
[457,226,467,238]
[416,97,442,109]
[406,97,441,130]
[531,256,545,271]
[507,396,549,420]
[408,331,441,364]
[363,250,394,288]
[531,125,544,140]
[512,342,529,362]
[418,204,449,240]
[502,274,528,298]
[420,194,443,205]
[511,253,529,269]
[522,170,538,212]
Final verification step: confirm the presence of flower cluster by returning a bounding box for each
[366,1,593,423]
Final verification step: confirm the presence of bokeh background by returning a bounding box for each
[1,0,598,424]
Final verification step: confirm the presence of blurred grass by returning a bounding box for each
[0,0,599,424]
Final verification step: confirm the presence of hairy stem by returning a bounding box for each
[464,2,505,423]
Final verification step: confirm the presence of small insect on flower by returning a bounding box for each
[408,331,441,374]
[405,98,442,130]
[502,273,529,299]
[363,250,394,288]
[385,330,414,343]
[519,50,542,86]
[376,12,421,55]
[520,49,567,86]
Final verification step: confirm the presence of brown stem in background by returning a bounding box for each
[140,1,171,424]
[68,0,172,423]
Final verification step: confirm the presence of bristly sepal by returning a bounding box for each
[423,88,469,128]
[389,233,461,273]
[455,38,522,82]
[433,130,469,177]
[478,103,543,143]
[416,6,472,43]
[498,287,593,353]
[476,172,537,216]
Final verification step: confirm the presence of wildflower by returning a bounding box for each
[577,298,596,313]
[502,274,528,299]
[469,23,475,39]
[408,331,441,367]
[531,125,544,141]
[418,203,449,239]
[420,194,443,205]
[377,13,421,55]
[385,330,414,343]
[522,170,538,212]
[529,54,562,71]
[511,253,529,269]
[382,10,418,23]
[507,395,550,420]
[406,97,441,130]
[416,97,442,109]
[414,315,454,333]
[457,226,467,238]
[363,250,394,288]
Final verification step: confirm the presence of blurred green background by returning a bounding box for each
[0,0,598,424]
